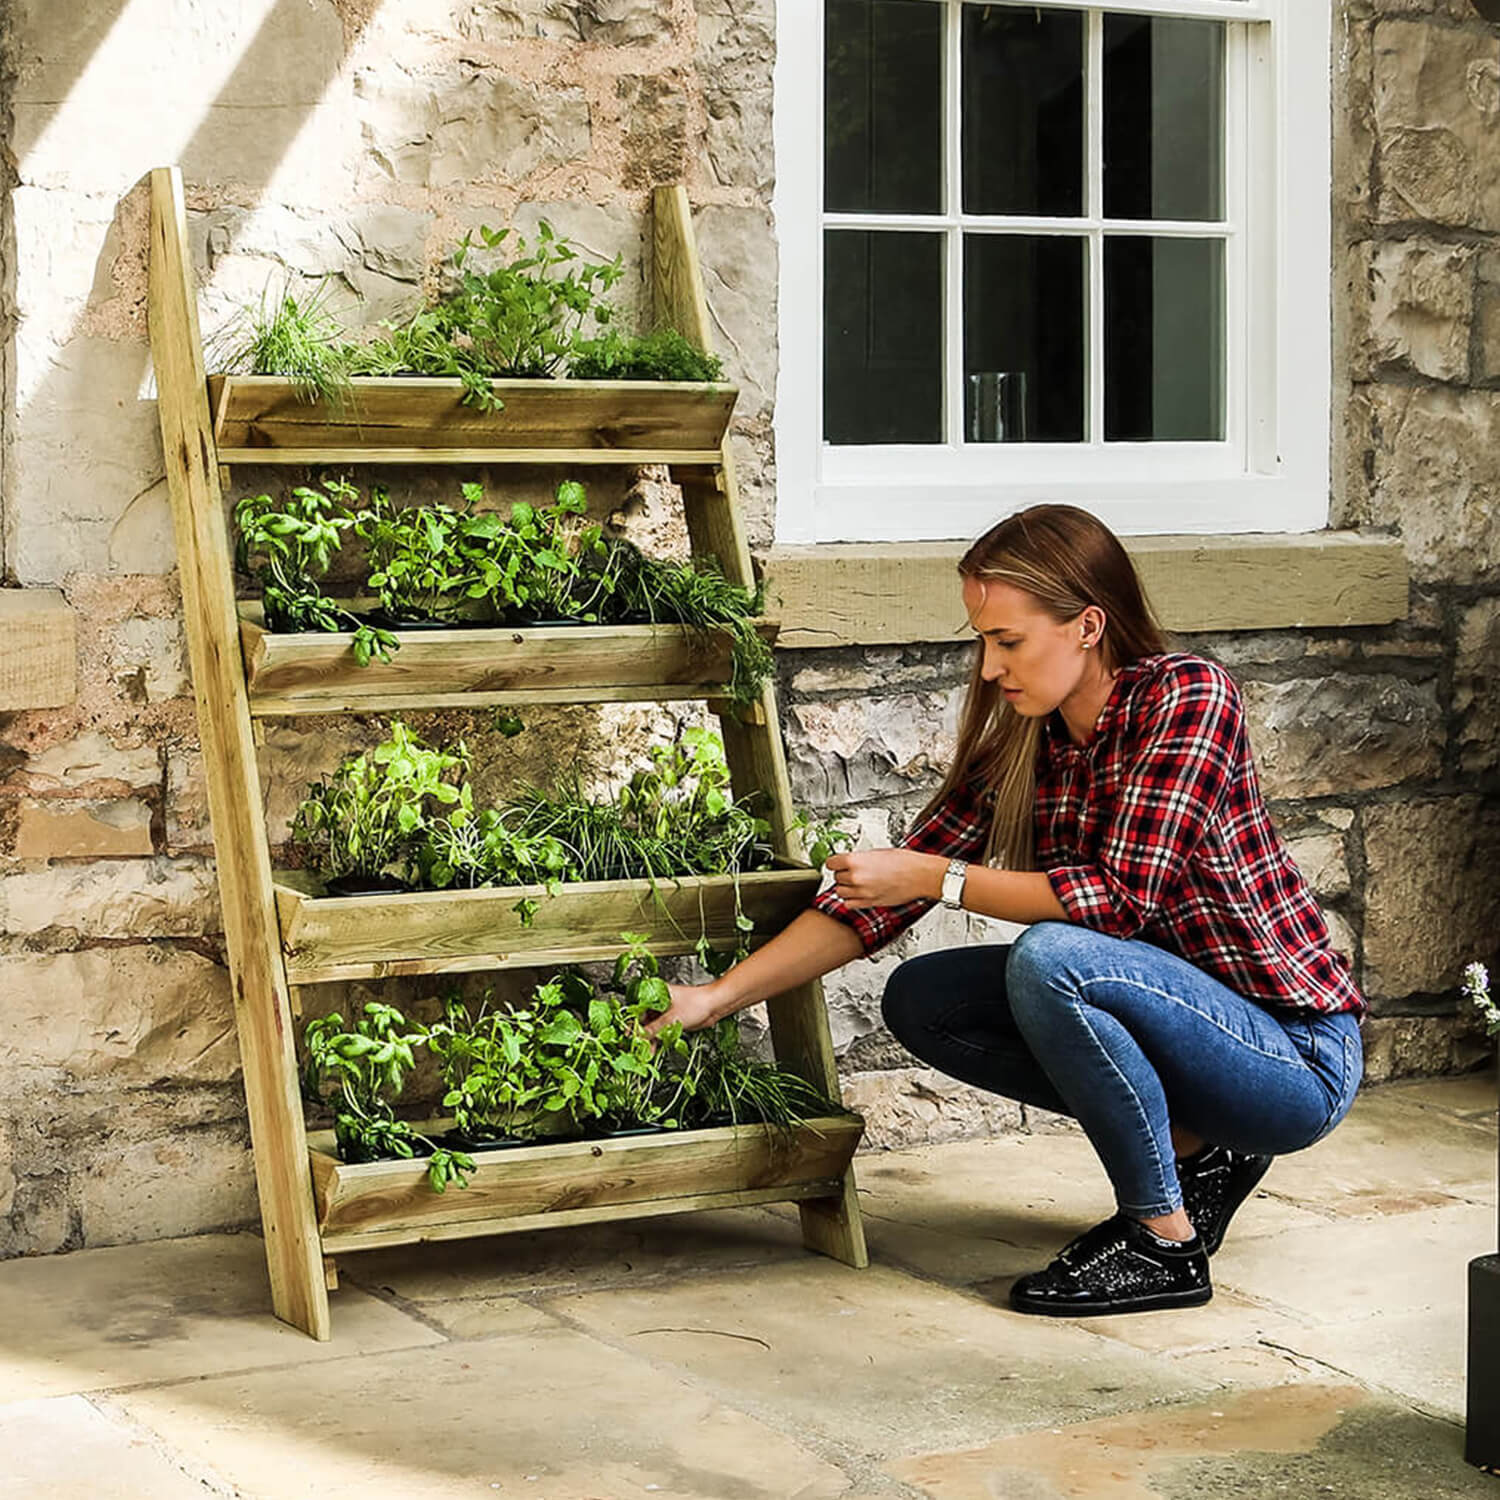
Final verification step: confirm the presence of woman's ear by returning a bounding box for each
[1079,605,1107,650]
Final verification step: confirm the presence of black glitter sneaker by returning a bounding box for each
[1009,1214,1211,1317]
[1178,1145,1274,1257]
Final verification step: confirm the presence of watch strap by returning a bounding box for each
[940,857,968,909]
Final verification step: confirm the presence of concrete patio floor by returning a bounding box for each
[3,1071,1496,1499]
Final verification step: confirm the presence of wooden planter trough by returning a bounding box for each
[208,375,738,465]
[238,610,778,716]
[274,862,824,985]
[308,1115,865,1254]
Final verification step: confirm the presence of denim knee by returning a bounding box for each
[1005,922,1082,1024]
[881,954,931,1045]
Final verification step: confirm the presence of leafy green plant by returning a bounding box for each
[345,222,624,408]
[789,808,856,870]
[302,1003,473,1191]
[605,543,773,708]
[214,277,354,407]
[570,327,725,383]
[354,485,491,625]
[414,782,570,924]
[503,480,620,622]
[292,720,466,886]
[233,479,397,666]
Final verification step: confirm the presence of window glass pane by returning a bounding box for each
[1104,237,1225,442]
[963,7,1084,218]
[824,230,945,444]
[825,0,943,214]
[964,235,1085,444]
[1103,16,1224,221]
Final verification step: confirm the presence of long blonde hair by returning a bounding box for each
[922,505,1168,869]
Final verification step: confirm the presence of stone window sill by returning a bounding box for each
[763,532,1408,649]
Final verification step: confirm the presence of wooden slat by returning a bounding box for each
[652,185,869,1272]
[320,1182,847,1255]
[274,864,822,985]
[148,167,332,1340]
[309,1116,864,1244]
[210,375,736,463]
[240,614,778,715]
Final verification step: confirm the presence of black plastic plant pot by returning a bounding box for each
[590,1122,670,1140]
[322,872,410,898]
[338,1137,434,1165]
[441,1128,528,1153]
[511,615,587,629]
[354,608,455,632]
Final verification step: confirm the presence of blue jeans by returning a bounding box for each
[880,922,1364,1219]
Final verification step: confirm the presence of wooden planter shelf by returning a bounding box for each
[240,611,779,716]
[208,375,738,465]
[150,169,866,1340]
[274,863,823,985]
[308,1115,865,1254]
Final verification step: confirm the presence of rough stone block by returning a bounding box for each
[0,946,238,1085]
[1476,247,1500,386]
[692,205,780,419]
[1241,673,1443,800]
[0,589,76,711]
[843,1068,1025,1152]
[357,66,591,187]
[1352,386,1500,586]
[576,0,678,46]
[108,617,189,704]
[1286,829,1351,900]
[1363,798,1500,997]
[8,337,166,584]
[619,73,690,190]
[22,731,160,791]
[0,857,221,940]
[1456,596,1500,777]
[704,89,775,192]
[1362,1014,1493,1084]
[165,750,213,855]
[451,1,584,43]
[11,799,154,860]
[77,1125,256,1247]
[1372,20,1500,230]
[786,688,963,804]
[1351,238,1474,381]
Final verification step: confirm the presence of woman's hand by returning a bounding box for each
[643,981,724,1038]
[824,849,943,909]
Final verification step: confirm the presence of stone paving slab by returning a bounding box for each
[340,1205,806,1304]
[545,1259,1213,1460]
[883,1383,1497,1500]
[1213,1199,1493,1327]
[0,1233,441,1401]
[0,1395,213,1499]
[108,1326,854,1500]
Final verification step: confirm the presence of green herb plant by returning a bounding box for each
[345,222,624,408]
[292,720,466,886]
[214,277,354,407]
[233,479,397,667]
[302,1002,473,1191]
[570,327,725,383]
[355,485,488,625]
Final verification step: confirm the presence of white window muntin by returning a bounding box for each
[773,0,1329,544]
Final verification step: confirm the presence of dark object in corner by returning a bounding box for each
[1469,1254,1500,1469]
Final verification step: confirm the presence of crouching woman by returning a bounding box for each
[648,504,1365,1317]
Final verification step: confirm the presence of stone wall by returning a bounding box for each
[0,0,1494,1256]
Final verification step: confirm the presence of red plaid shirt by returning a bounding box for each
[813,653,1366,1019]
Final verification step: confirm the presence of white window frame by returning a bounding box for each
[772,0,1331,544]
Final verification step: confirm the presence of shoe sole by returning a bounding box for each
[1009,1284,1213,1318]
[1202,1156,1275,1257]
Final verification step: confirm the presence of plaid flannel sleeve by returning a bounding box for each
[811,779,992,956]
[1046,659,1240,939]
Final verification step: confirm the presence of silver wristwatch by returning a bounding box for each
[940,858,969,910]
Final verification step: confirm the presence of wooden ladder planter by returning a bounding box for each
[146,166,868,1340]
